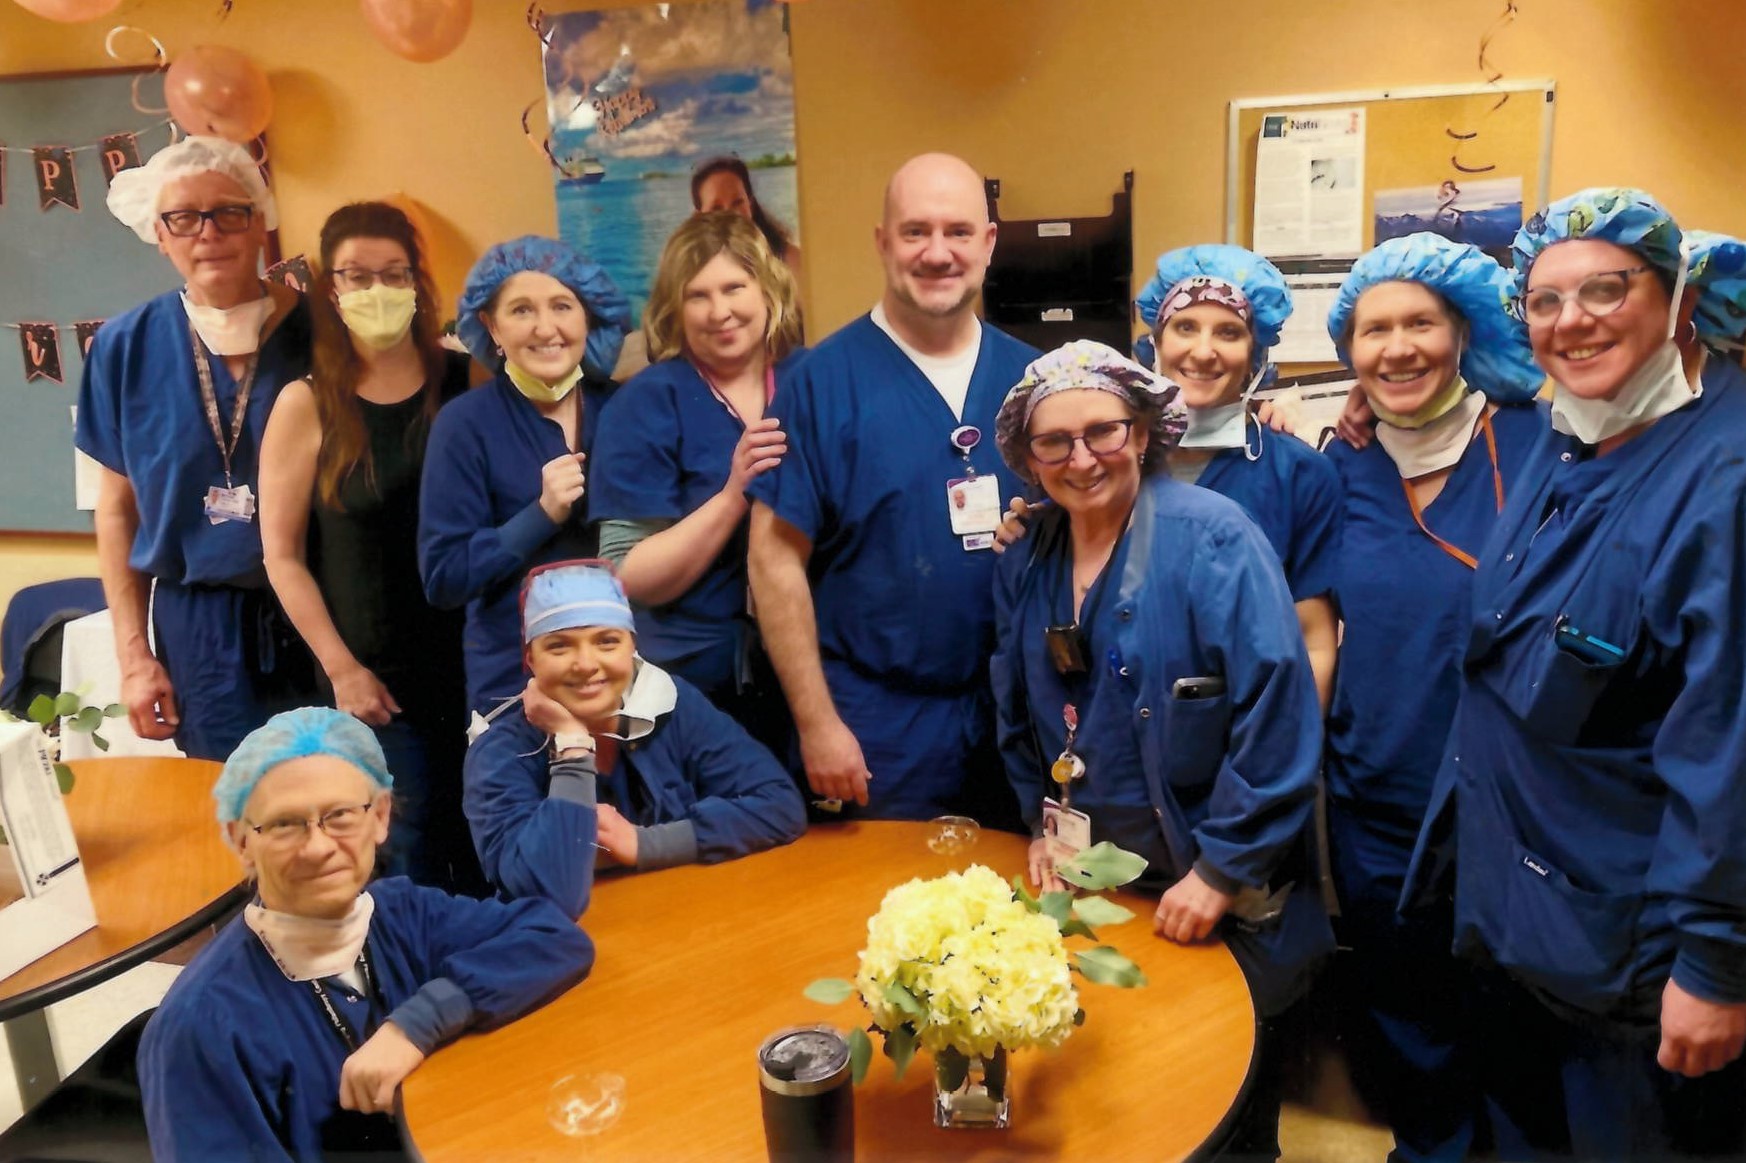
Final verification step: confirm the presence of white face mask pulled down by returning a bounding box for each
[181,290,273,356]
[1374,381,1486,480]
[1173,366,1266,462]
[1549,244,1701,445]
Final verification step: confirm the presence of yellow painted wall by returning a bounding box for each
[4,0,1745,628]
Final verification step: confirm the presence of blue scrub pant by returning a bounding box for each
[1329,803,1479,1162]
[813,658,1021,830]
[1473,966,1746,1160]
[151,579,318,761]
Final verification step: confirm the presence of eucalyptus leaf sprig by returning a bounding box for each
[21,691,127,794]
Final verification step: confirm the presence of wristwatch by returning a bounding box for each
[552,730,595,758]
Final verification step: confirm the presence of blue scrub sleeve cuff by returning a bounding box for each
[387,977,476,1054]
[549,759,598,807]
[634,820,698,871]
[1670,938,1746,1006]
[1193,858,1246,896]
[500,499,563,562]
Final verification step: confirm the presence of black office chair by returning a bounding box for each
[0,1008,155,1163]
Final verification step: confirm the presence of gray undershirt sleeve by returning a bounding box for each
[597,518,674,567]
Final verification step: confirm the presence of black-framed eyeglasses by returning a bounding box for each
[332,266,416,292]
[158,204,256,238]
[1026,419,1136,465]
[245,802,375,847]
[1513,266,1649,324]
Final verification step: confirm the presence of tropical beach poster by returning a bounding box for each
[541,0,798,323]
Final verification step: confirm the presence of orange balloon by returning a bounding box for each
[11,0,122,21]
[165,45,274,144]
[359,0,472,64]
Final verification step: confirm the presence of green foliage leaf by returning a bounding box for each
[1073,1007,1086,1027]
[934,1045,969,1092]
[27,694,57,725]
[1074,945,1148,988]
[54,763,75,795]
[53,692,80,718]
[1056,842,1149,891]
[1037,890,1073,927]
[803,977,856,1005]
[848,1026,873,1086]
[1011,874,1041,913]
[92,733,111,752]
[1058,916,1097,941]
[983,1046,1008,1101]
[1071,895,1137,929]
[883,1022,917,1081]
[70,706,103,733]
[103,704,126,719]
[883,982,927,1021]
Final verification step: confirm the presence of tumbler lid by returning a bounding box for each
[757,1025,852,1096]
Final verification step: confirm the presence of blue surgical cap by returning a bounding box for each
[1511,188,1685,296]
[1327,233,1543,403]
[456,236,632,377]
[214,707,392,823]
[1687,229,1746,345]
[1134,245,1292,371]
[522,561,636,643]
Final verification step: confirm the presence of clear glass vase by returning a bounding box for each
[932,1045,1010,1129]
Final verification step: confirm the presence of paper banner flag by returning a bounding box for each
[19,323,64,384]
[74,320,106,361]
[99,134,142,186]
[265,255,313,293]
[33,147,78,212]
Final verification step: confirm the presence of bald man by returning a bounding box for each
[747,153,1036,825]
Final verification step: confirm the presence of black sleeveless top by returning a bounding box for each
[310,350,469,709]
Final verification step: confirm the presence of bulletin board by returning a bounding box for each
[1224,79,1554,373]
[0,67,179,535]
[1225,80,1556,256]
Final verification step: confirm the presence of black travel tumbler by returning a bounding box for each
[756,1025,855,1162]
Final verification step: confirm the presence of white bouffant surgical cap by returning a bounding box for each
[106,135,277,244]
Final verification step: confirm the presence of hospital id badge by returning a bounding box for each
[204,483,255,524]
[947,474,1000,541]
[1042,796,1092,856]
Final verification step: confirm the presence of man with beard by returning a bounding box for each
[747,153,1037,825]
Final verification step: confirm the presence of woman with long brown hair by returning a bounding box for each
[259,200,478,891]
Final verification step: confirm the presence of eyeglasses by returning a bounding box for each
[158,205,256,238]
[1514,266,1649,324]
[1027,419,1136,465]
[245,802,375,848]
[332,266,416,292]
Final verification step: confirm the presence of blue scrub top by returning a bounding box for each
[76,289,312,586]
[1197,434,1344,602]
[746,316,1036,692]
[418,373,615,712]
[1325,402,1541,840]
[1436,356,1746,1019]
[588,352,805,678]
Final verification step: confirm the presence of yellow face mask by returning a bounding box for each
[1370,373,1469,430]
[505,359,583,404]
[336,285,417,352]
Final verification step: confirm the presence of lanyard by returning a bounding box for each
[692,360,776,424]
[1043,523,1129,806]
[308,944,380,1054]
[187,320,262,490]
[1400,410,1504,570]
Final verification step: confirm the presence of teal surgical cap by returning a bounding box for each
[1134,245,1292,371]
[1511,187,1685,295]
[521,560,636,643]
[1327,232,1543,403]
[214,707,392,823]
[456,236,632,377]
[1687,229,1746,345]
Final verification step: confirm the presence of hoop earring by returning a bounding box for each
[1678,318,1698,347]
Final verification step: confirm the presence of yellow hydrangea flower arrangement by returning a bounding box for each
[806,842,1149,1089]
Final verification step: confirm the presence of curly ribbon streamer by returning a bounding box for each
[1445,0,1521,175]
[104,24,173,124]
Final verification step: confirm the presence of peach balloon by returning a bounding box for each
[165,45,274,143]
[11,0,122,21]
[360,0,473,64]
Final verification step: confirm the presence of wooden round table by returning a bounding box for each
[1,757,245,1107]
[402,821,1256,1161]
